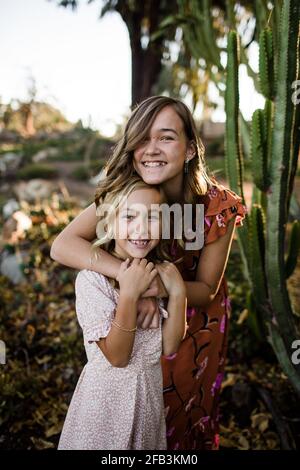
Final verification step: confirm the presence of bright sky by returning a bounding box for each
[0,0,264,136]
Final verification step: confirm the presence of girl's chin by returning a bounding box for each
[125,240,157,258]
[136,166,169,184]
[140,173,165,185]
[127,248,152,258]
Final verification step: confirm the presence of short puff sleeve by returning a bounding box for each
[75,270,116,343]
[204,184,248,245]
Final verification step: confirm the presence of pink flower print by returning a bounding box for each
[220,314,226,333]
[198,416,210,432]
[187,307,196,319]
[204,216,211,228]
[185,395,197,412]
[216,213,226,228]
[201,416,210,424]
[236,215,243,226]
[221,295,231,312]
[208,187,218,199]
[211,372,224,396]
[213,433,220,449]
[164,352,177,360]
[196,356,208,380]
[166,426,175,437]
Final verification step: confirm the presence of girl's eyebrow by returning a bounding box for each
[121,207,160,214]
[158,128,179,136]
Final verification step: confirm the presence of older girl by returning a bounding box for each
[51,96,247,450]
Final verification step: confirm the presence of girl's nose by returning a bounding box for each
[132,218,149,236]
[145,138,160,155]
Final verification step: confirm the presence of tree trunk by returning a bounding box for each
[117,0,164,107]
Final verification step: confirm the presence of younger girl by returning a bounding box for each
[58,177,187,450]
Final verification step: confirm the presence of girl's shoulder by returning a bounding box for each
[200,182,246,215]
[75,269,115,299]
[199,182,248,246]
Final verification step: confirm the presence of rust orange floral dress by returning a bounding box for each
[161,183,247,451]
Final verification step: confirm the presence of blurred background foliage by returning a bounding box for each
[0,0,299,450]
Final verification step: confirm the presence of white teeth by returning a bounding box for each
[142,161,166,167]
[129,240,149,246]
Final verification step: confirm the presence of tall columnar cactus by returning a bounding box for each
[169,0,300,395]
[225,1,300,395]
[259,28,276,100]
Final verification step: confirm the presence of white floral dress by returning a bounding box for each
[58,269,168,450]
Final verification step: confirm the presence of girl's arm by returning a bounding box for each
[156,263,187,356]
[152,217,237,309]
[98,258,157,367]
[185,216,237,308]
[50,202,161,328]
[50,203,121,278]
[97,292,138,368]
[158,215,235,354]
[162,290,187,356]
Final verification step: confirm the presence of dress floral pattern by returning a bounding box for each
[58,269,168,450]
[161,183,247,450]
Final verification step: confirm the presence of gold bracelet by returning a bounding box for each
[111,319,137,333]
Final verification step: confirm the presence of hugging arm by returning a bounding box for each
[50,203,121,278]
[162,291,187,356]
[185,216,237,308]
[50,202,161,328]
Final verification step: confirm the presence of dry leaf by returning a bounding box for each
[30,437,55,449]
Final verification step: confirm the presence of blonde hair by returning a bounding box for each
[92,175,174,269]
[95,95,218,208]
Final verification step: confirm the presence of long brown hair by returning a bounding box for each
[95,96,218,209]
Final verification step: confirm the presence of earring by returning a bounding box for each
[184,158,189,174]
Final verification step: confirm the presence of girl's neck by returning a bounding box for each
[111,245,129,262]
[162,172,184,204]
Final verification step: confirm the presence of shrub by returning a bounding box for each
[16,164,58,180]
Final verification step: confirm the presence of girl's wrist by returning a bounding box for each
[168,286,186,299]
[119,288,140,303]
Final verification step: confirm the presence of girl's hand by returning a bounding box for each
[141,273,168,298]
[116,258,157,300]
[136,298,160,329]
[156,262,186,297]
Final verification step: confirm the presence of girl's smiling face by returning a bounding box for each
[113,187,163,260]
[133,105,191,186]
